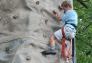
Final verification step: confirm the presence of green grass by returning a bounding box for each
[73,0,92,63]
[76,34,92,63]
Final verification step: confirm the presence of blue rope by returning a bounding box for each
[72,38,76,63]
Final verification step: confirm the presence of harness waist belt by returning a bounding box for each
[65,23,77,29]
[70,24,77,29]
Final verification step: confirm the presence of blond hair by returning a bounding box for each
[61,1,72,8]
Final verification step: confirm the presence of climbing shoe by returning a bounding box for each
[41,49,56,56]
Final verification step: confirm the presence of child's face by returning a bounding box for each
[61,6,71,13]
[62,6,67,11]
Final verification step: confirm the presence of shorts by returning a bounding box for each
[54,24,76,41]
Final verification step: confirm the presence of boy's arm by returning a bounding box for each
[52,11,61,23]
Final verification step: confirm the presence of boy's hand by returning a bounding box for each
[52,10,61,22]
[53,10,57,14]
[52,10,58,16]
[58,6,63,11]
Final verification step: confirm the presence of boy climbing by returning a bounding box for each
[41,1,78,58]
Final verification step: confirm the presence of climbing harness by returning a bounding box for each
[61,26,72,62]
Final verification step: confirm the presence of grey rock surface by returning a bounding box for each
[0,0,73,63]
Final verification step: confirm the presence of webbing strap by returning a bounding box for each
[61,26,72,60]
[61,26,66,58]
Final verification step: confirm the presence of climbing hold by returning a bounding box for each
[58,5,63,11]
[5,47,10,53]
[26,56,31,61]
[12,15,18,19]
[36,1,40,5]
[45,19,48,25]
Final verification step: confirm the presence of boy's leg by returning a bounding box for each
[41,29,62,55]
[48,29,62,50]
[41,34,57,55]
[49,34,56,49]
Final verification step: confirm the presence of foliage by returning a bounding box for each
[74,0,92,63]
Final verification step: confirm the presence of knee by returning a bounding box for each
[66,33,75,39]
[49,34,55,42]
[70,33,75,39]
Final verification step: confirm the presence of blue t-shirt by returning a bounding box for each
[61,10,78,26]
